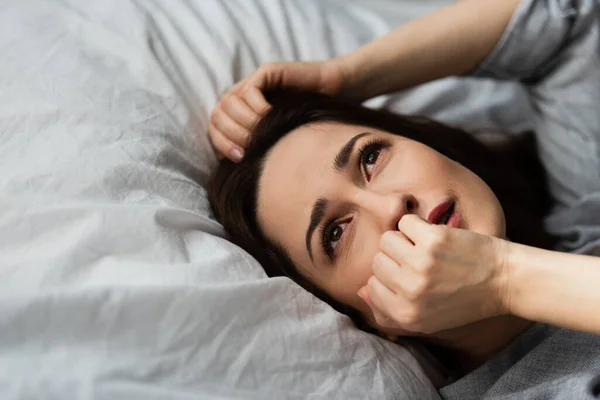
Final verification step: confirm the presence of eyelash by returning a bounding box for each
[320,138,390,260]
[358,139,389,180]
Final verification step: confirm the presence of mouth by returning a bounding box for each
[427,201,459,228]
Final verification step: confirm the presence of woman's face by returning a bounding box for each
[257,122,505,335]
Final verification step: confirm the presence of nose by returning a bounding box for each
[356,191,417,231]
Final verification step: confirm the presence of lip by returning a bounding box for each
[427,200,460,228]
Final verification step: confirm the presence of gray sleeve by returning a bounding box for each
[440,324,600,400]
[474,0,600,210]
[472,0,598,85]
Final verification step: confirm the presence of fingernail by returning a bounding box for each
[357,288,364,300]
[230,147,244,162]
[357,288,368,304]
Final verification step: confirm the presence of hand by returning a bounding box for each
[358,214,511,334]
[209,60,348,162]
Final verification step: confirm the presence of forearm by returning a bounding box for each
[332,0,521,101]
[505,243,600,335]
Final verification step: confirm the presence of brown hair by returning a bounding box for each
[207,89,554,333]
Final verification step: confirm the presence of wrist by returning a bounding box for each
[497,240,546,318]
[328,53,375,102]
[492,237,517,316]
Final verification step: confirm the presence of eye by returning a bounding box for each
[321,220,350,259]
[359,140,386,180]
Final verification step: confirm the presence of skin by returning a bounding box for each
[257,121,505,336]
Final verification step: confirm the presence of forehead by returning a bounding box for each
[261,122,360,190]
[256,122,369,265]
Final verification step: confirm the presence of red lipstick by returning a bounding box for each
[427,201,460,228]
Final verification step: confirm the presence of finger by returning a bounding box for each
[242,85,271,115]
[211,106,250,147]
[220,95,259,131]
[371,251,403,291]
[229,78,248,94]
[357,286,372,308]
[372,251,426,300]
[365,276,399,326]
[245,63,272,88]
[208,124,244,162]
[397,214,434,244]
[379,231,416,267]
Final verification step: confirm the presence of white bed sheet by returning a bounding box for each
[0,0,533,398]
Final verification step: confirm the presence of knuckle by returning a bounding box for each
[221,92,231,103]
[257,63,272,76]
[210,108,221,125]
[223,96,239,112]
[388,307,404,324]
[250,114,261,128]
[255,65,266,75]
[405,287,419,301]
[241,83,254,98]
[232,81,247,95]
[229,94,243,108]
[412,277,429,296]
[419,254,436,272]
[237,128,249,143]
[426,227,448,249]
[375,313,391,328]
[262,61,277,71]
[402,307,420,326]
[232,119,245,133]
[405,281,425,301]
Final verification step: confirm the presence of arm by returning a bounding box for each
[361,215,600,336]
[333,0,522,101]
[505,243,600,335]
[211,0,522,160]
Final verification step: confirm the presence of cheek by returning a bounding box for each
[471,197,506,238]
[330,223,380,308]
[453,167,506,238]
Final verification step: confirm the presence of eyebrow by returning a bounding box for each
[333,132,372,173]
[305,131,372,261]
[306,198,328,261]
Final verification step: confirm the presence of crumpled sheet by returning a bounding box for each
[0,0,533,398]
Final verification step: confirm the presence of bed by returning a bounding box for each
[0,0,535,398]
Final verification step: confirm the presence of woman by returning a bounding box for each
[208,0,600,397]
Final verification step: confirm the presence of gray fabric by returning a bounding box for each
[441,324,600,399]
[441,0,600,398]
